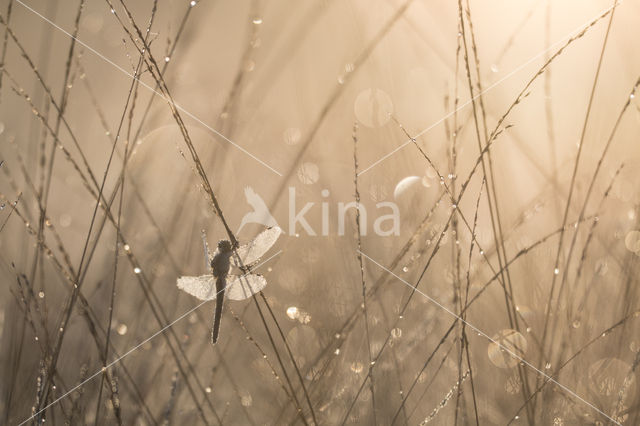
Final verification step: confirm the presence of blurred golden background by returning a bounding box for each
[1,0,640,424]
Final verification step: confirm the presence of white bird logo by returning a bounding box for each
[237,186,278,234]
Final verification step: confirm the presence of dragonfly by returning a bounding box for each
[177,226,282,344]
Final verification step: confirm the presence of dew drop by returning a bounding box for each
[38,291,45,298]
[134,267,141,274]
[117,324,128,335]
[243,59,255,72]
[394,176,421,199]
[286,306,300,320]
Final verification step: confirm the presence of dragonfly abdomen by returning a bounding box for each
[211,276,226,345]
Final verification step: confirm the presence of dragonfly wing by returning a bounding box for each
[177,275,218,300]
[225,274,267,300]
[201,231,213,268]
[232,226,282,267]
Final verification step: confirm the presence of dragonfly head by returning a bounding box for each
[217,240,233,253]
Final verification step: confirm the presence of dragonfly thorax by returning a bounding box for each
[217,240,233,252]
[211,240,233,278]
